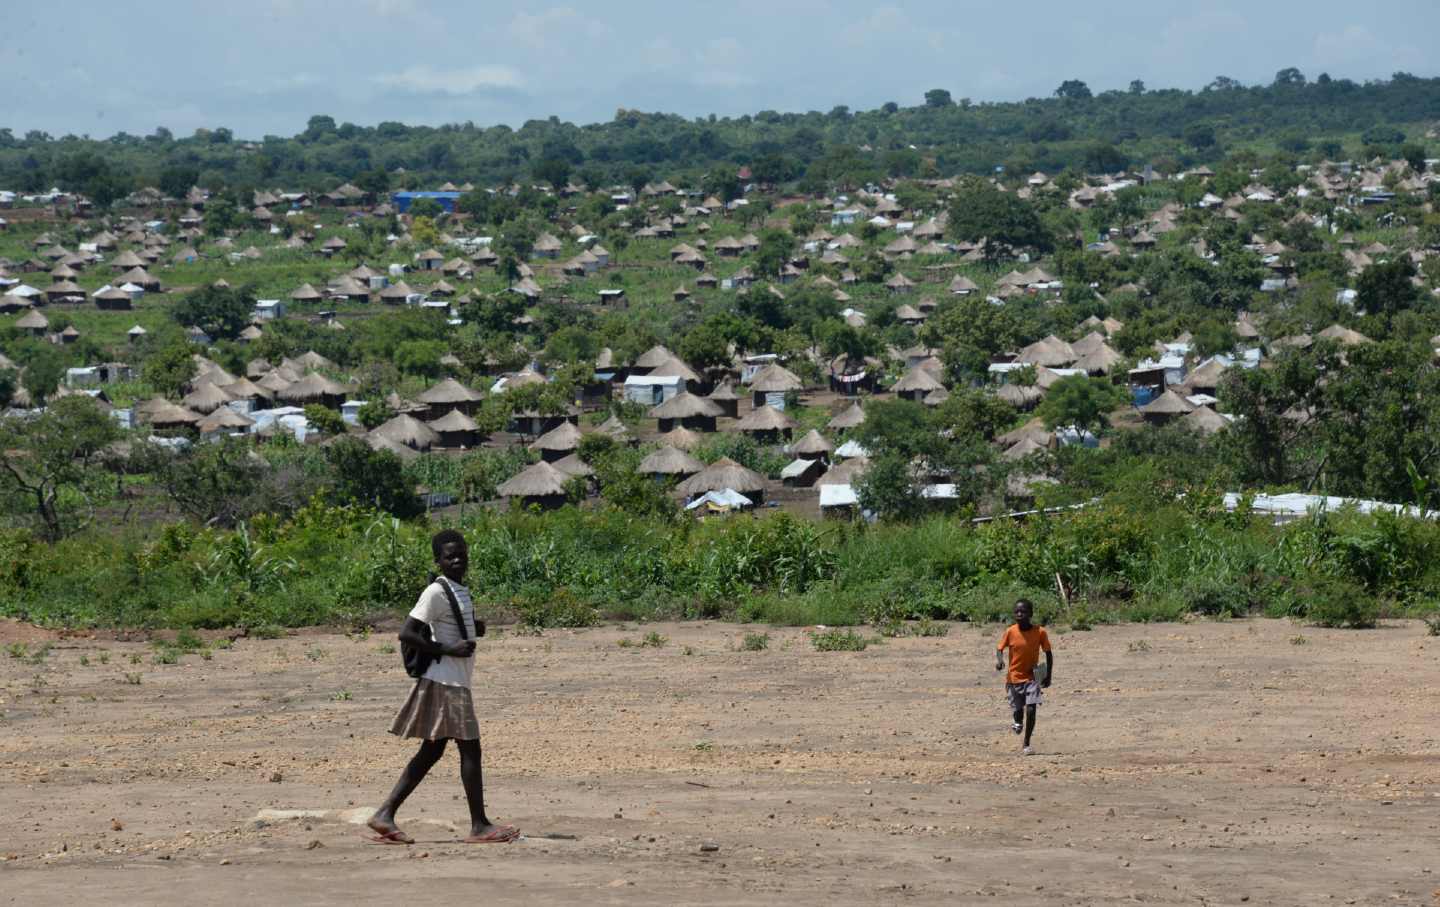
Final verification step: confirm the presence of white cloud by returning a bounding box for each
[375,64,523,95]
[507,6,612,49]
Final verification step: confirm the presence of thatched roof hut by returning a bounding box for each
[649,392,722,433]
[427,409,482,448]
[371,413,440,451]
[415,377,484,416]
[675,457,767,503]
[1016,335,1076,368]
[528,421,584,461]
[181,380,235,414]
[892,366,946,401]
[497,460,572,509]
[638,445,704,478]
[707,380,740,418]
[731,404,797,442]
[1139,389,1195,424]
[634,344,676,372]
[657,426,703,451]
[197,407,255,435]
[827,402,865,430]
[789,429,834,461]
[278,372,348,407]
[136,398,201,430]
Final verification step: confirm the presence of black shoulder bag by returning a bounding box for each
[401,577,469,678]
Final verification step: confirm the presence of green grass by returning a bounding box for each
[741,632,770,651]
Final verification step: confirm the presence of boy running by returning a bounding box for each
[995,599,1054,756]
[367,529,519,845]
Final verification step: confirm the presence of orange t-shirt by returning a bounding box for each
[997,624,1051,684]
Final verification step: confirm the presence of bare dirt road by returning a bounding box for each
[1,618,1437,906]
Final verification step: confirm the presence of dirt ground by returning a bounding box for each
[1,617,1437,906]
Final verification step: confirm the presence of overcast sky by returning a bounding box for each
[4,0,1436,139]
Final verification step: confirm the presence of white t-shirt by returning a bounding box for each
[407,578,475,688]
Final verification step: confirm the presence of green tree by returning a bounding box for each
[921,295,1023,381]
[1035,376,1127,434]
[323,437,420,518]
[149,435,265,527]
[158,165,199,200]
[394,340,446,381]
[143,341,198,399]
[1355,258,1419,318]
[755,228,793,277]
[856,452,926,521]
[0,368,16,408]
[172,284,255,342]
[1054,79,1093,100]
[946,180,1053,261]
[923,88,953,108]
[0,396,122,541]
[407,197,444,220]
[20,347,65,406]
[303,404,346,436]
[357,400,395,430]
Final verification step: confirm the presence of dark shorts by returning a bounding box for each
[1007,680,1043,710]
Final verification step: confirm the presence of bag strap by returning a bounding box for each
[436,578,468,642]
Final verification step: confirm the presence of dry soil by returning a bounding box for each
[1,618,1437,905]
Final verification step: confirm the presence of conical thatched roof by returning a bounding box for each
[256,370,294,394]
[1016,335,1076,367]
[278,372,348,403]
[416,377,484,406]
[497,460,571,498]
[749,362,804,393]
[550,453,594,478]
[297,350,337,371]
[1140,389,1195,416]
[182,380,235,414]
[371,413,440,450]
[892,366,946,394]
[1316,324,1371,346]
[996,417,1051,448]
[733,405,798,432]
[15,309,49,330]
[647,356,702,383]
[136,398,201,426]
[529,421,583,452]
[222,376,273,401]
[595,414,632,443]
[1002,436,1049,461]
[708,381,739,402]
[817,458,870,486]
[197,407,255,433]
[1071,344,1123,375]
[366,433,421,462]
[1070,331,1110,358]
[635,344,676,370]
[1182,406,1229,434]
[291,283,322,301]
[789,429,834,456]
[638,445,704,476]
[675,457,766,496]
[827,402,866,430]
[657,426,702,450]
[649,392,722,420]
[996,383,1044,408]
[427,409,480,432]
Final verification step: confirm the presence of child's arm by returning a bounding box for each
[995,642,1007,672]
[1042,649,1055,687]
[399,618,474,658]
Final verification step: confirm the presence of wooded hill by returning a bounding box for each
[3,71,1438,204]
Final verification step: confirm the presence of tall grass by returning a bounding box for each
[2,496,1439,630]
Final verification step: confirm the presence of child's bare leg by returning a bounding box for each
[1023,705,1037,748]
[457,739,518,841]
[371,738,447,833]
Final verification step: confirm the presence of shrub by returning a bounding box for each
[1298,577,1379,629]
[515,587,599,629]
[741,632,770,651]
[811,629,868,651]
